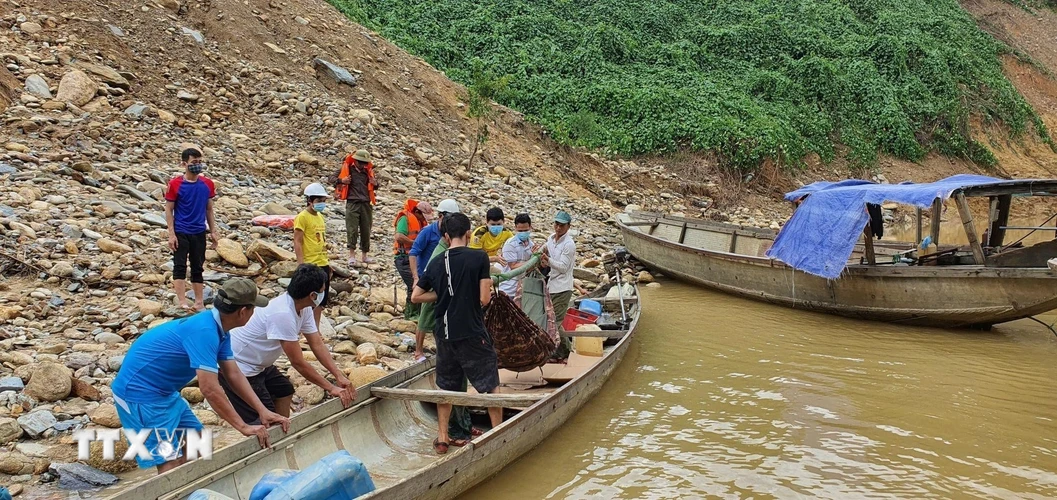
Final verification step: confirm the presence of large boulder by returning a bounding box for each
[24,74,52,99]
[355,343,378,365]
[216,238,249,267]
[347,366,387,387]
[246,240,296,262]
[55,70,97,107]
[295,385,324,405]
[24,362,72,402]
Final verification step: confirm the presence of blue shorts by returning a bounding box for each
[113,392,203,468]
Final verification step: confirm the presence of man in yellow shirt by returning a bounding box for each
[470,207,513,273]
[294,183,331,327]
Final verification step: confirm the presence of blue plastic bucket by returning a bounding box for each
[578,299,602,317]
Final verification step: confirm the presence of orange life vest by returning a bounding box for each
[393,199,425,255]
[333,155,376,204]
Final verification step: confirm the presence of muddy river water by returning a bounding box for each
[463,281,1057,499]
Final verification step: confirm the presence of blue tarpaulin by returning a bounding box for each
[765,174,1008,279]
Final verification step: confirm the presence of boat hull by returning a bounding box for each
[619,212,1057,328]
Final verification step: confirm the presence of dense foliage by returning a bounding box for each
[331,0,1050,170]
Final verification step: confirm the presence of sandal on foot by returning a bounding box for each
[450,438,471,447]
[347,257,359,267]
[433,438,449,455]
[470,427,484,437]
[415,355,427,363]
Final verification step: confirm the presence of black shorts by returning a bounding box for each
[435,335,500,394]
[217,366,295,425]
[320,265,332,307]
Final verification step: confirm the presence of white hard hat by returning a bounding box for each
[304,183,328,198]
[437,199,460,214]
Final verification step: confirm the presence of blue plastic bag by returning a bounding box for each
[248,469,300,500]
[262,450,375,500]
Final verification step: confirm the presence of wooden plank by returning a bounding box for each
[568,329,628,338]
[862,224,876,265]
[622,220,660,227]
[915,207,923,245]
[577,296,638,306]
[987,238,1057,268]
[930,198,942,246]
[677,222,688,244]
[959,181,1057,198]
[728,232,738,253]
[955,193,985,265]
[989,194,1012,247]
[370,387,546,408]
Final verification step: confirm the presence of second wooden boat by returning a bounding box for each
[618,177,1057,328]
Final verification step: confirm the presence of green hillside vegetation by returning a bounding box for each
[331,0,1052,170]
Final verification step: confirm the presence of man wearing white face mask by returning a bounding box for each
[220,264,355,424]
[295,183,332,327]
[498,213,539,296]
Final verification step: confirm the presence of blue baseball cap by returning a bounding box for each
[554,211,572,224]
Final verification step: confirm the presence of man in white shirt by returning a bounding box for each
[541,210,576,360]
[219,264,356,424]
[498,213,538,297]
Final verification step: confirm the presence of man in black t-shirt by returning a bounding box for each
[411,212,502,455]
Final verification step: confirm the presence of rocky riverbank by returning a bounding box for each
[0,1,659,494]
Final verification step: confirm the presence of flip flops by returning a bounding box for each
[470,427,484,437]
[450,438,471,447]
[433,438,449,455]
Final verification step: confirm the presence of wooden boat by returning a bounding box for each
[104,280,640,500]
[617,179,1057,328]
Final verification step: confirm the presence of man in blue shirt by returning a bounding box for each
[112,278,290,474]
[408,199,460,362]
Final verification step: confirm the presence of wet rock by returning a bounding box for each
[17,410,56,439]
[24,363,72,402]
[636,271,654,283]
[295,385,324,405]
[50,462,119,489]
[0,417,23,443]
[55,70,97,107]
[216,238,249,267]
[246,240,295,261]
[356,343,378,365]
[96,238,132,254]
[25,74,52,99]
[88,404,121,428]
[181,387,204,404]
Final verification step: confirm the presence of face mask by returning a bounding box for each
[488,225,503,236]
[312,290,325,307]
[516,231,531,242]
[313,202,326,213]
[188,163,205,174]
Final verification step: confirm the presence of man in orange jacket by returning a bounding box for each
[329,149,378,267]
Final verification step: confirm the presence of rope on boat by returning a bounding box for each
[1027,316,1057,339]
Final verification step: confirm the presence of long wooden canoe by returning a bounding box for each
[617,210,1057,328]
[104,282,640,499]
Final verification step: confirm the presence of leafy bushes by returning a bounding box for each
[331,0,1049,170]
